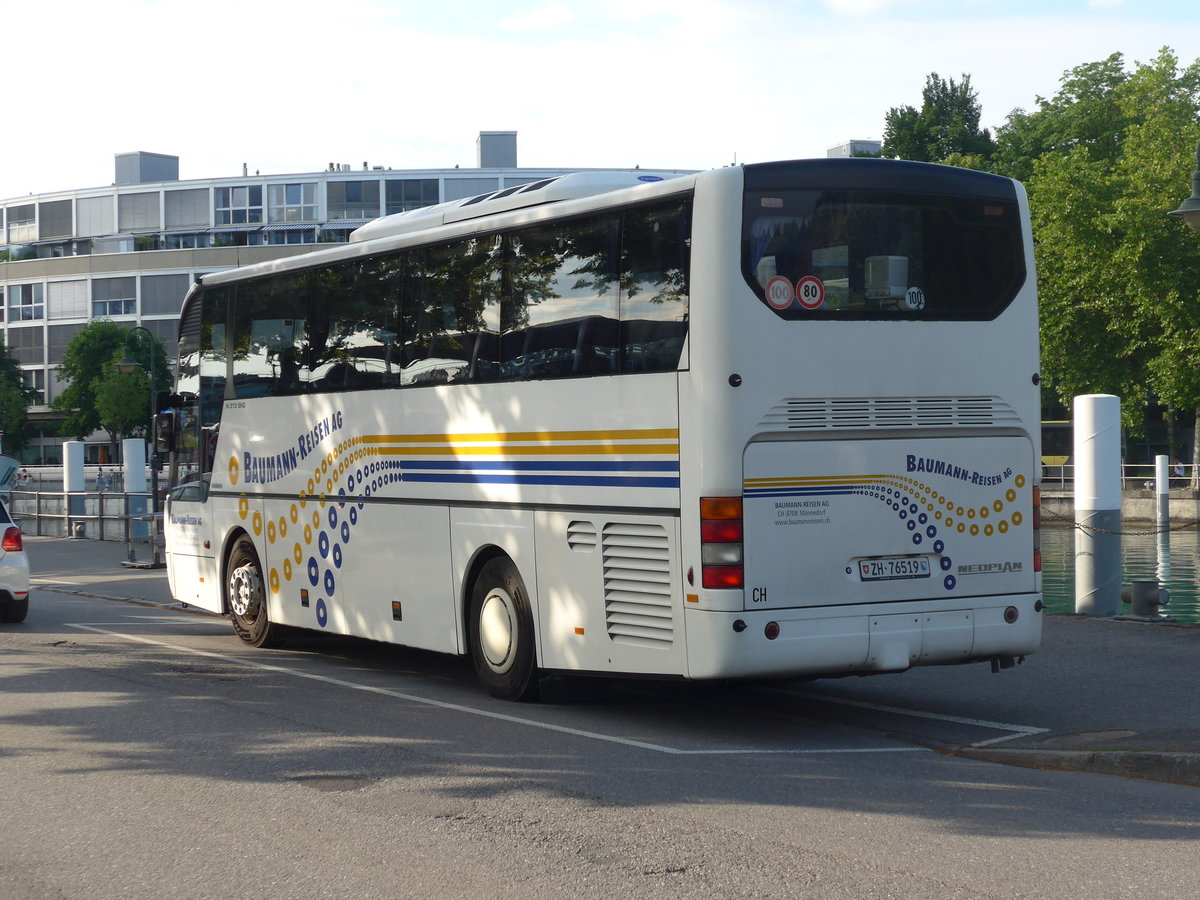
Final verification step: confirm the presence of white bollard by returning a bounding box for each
[1074,394,1122,615]
[64,442,86,537]
[63,441,85,494]
[1155,454,1170,529]
[124,438,149,540]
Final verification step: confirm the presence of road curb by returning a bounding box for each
[35,583,216,616]
[955,747,1200,787]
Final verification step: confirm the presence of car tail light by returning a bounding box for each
[1032,486,1041,573]
[2,526,22,552]
[701,497,743,589]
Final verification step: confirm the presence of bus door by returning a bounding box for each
[162,398,221,612]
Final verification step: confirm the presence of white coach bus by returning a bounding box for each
[158,159,1043,700]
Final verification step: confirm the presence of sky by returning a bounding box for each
[3,0,1199,201]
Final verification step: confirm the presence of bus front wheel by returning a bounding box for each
[228,536,275,648]
[468,557,538,701]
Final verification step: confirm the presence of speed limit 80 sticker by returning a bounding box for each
[796,275,825,310]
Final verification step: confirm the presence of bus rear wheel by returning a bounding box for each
[469,557,538,701]
[228,536,275,648]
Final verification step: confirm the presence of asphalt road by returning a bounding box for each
[2,565,1199,899]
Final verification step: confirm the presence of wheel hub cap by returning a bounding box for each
[230,564,261,617]
[479,589,515,673]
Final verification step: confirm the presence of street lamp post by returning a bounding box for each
[1169,135,1200,230]
[1169,134,1200,492]
[117,326,160,565]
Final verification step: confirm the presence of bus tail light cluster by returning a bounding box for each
[701,497,743,589]
[1032,486,1042,573]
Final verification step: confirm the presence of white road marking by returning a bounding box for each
[66,623,928,757]
[758,687,1049,747]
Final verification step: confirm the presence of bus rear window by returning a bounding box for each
[743,183,1025,321]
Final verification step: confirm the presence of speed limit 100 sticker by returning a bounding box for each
[765,275,794,310]
[797,275,825,310]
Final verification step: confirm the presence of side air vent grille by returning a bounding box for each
[567,520,597,552]
[758,397,1021,431]
[602,523,673,647]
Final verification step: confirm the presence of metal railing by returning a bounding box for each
[1041,464,1196,490]
[5,488,164,566]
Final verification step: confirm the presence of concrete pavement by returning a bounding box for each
[18,535,1200,788]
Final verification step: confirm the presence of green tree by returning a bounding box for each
[0,341,38,454]
[882,73,996,163]
[52,321,170,458]
[990,54,1132,182]
[993,49,1200,468]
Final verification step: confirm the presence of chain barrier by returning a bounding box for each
[1040,503,1200,537]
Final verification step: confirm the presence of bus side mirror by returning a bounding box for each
[154,411,175,453]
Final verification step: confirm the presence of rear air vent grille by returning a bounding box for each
[758,397,1021,431]
[602,523,673,647]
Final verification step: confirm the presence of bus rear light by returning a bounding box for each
[700,497,742,520]
[764,621,780,640]
[1004,606,1019,624]
[702,543,743,565]
[701,519,743,543]
[703,565,744,589]
[701,497,744,590]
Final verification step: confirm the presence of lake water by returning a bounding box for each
[1041,525,1200,623]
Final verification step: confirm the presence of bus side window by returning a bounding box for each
[620,200,690,373]
[503,215,618,381]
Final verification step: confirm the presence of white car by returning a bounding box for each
[0,500,29,623]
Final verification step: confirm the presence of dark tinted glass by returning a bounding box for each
[742,162,1024,321]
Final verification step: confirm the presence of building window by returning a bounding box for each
[49,324,81,365]
[266,228,316,245]
[210,230,264,247]
[385,179,439,214]
[92,277,136,317]
[48,280,88,319]
[77,195,115,237]
[6,204,35,243]
[21,368,45,405]
[141,274,190,315]
[8,326,44,365]
[267,183,317,223]
[38,199,73,239]
[164,232,210,249]
[9,283,44,321]
[214,186,263,225]
[118,192,161,232]
[165,188,209,229]
[329,180,381,219]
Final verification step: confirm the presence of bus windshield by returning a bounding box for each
[742,163,1025,321]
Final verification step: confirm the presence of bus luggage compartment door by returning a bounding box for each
[742,436,1036,611]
